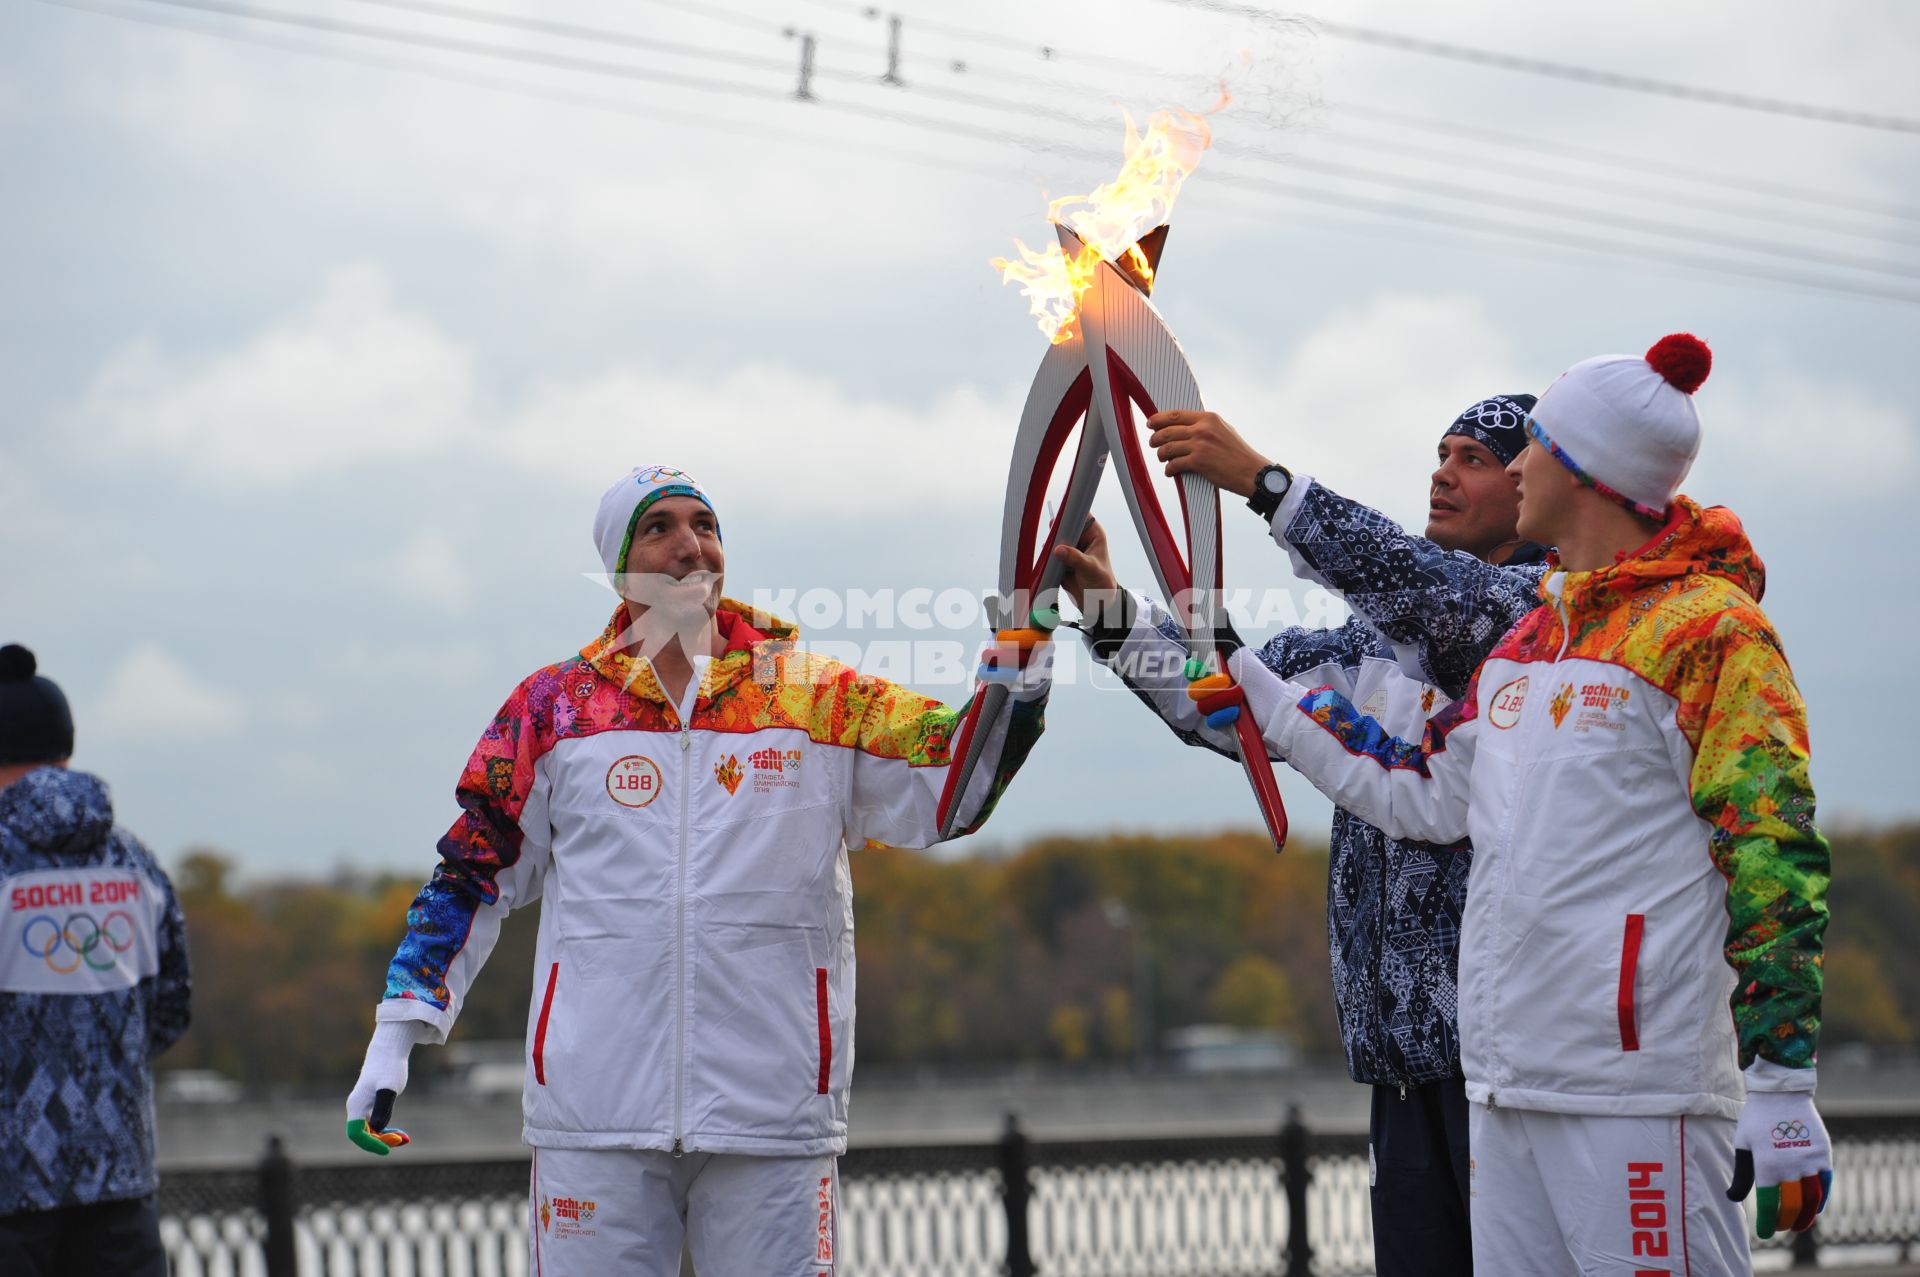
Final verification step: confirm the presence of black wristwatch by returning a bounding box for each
[1246,463,1294,520]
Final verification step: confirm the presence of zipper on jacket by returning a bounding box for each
[1398,1083,1407,1101]
[673,704,693,1154]
[1548,571,1572,664]
[1479,570,1571,1095]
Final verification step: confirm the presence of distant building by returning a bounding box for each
[1164,1025,1299,1075]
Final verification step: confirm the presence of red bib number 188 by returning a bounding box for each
[606,756,663,808]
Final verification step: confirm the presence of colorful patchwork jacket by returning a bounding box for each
[378,602,1047,1156]
[1224,497,1827,1118]
[1090,476,1545,1088]
[1,767,192,1212]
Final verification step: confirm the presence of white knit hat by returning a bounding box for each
[1528,333,1711,519]
[592,465,719,578]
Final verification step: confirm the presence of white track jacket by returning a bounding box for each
[1137,501,1827,1119]
[376,603,1048,1155]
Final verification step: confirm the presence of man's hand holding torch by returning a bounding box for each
[1145,410,1275,497]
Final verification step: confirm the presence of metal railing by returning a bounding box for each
[160,1108,1920,1276]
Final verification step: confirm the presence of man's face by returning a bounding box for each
[1426,435,1522,557]
[619,495,725,622]
[1508,441,1574,547]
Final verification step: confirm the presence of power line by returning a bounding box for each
[1329,102,1920,226]
[323,0,1920,241]
[782,8,1920,227]
[41,0,1920,306]
[796,91,1920,302]
[117,0,800,90]
[146,0,1912,285]
[786,0,1179,79]
[1155,0,1920,135]
[1301,123,1920,250]
[40,0,1035,182]
[94,0,1920,286]
[336,0,800,68]
[833,72,1920,281]
[1199,165,1920,305]
[632,0,819,41]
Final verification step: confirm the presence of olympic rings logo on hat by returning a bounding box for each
[1772,1120,1811,1143]
[633,466,695,486]
[1466,400,1525,430]
[19,911,135,974]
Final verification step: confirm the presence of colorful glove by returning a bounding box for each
[345,1019,431,1155]
[978,608,1057,684]
[1185,663,1245,729]
[1727,1062,1831,1239]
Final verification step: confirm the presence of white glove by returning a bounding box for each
[1227,647,1301,753]
[345,1019,432,1154]
[1727,1061,1831,1239]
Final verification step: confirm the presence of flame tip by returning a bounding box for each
[995,102,1219,341]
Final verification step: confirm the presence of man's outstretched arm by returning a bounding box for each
[1145,409,1544,698]
[1229,648,1479,847]
[825,638,1051,850]
[1268,476,1543,697]
[1061,517,1379,761]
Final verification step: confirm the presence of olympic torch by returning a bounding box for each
[941,105,1290,850]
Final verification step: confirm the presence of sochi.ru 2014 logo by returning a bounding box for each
[749,747,804,793]
[541,1193,598,1240]
[20,912,136,974]
[1772,1120,1812,1147]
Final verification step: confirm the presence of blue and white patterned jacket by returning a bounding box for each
[0,767,191,1212]
[1098,477,1543,1087]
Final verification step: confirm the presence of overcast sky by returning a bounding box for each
[3,0,1916,878]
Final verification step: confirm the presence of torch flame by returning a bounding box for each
[992,104,1216,343]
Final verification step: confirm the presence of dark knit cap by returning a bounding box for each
[0,645,75,765]
[1441,394,1538,466]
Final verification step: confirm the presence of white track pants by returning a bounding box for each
[529,1147,839,1277]
[1467,1102,1748,1275]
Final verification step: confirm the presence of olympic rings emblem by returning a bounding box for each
[19,911,135,974]
[1772,1120,1811,1143]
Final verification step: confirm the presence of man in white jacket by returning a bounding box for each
[345,465,1051,1276]
[1128,337,1831,1272]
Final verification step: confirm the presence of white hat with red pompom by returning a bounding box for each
[1527,333,1712,520]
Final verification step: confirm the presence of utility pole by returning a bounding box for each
[792,32,816,101]
[883,14,904,85]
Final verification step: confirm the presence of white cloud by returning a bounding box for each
[73,265,474,481]
[1692,375,1914,499]
[367,531,476,614]
[498,364,1016,517]
[1207,292,1529,528]
[86,645,247,745]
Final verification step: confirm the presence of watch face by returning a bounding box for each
[1263,469,1289,494]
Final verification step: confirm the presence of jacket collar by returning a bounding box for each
[580,598,798,706]
[1537,495,1766,623]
